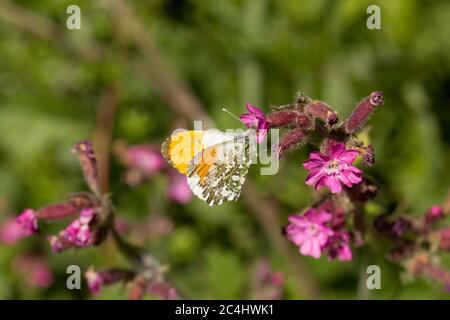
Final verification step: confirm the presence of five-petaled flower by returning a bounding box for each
[303,143,362,193]
[285,208,334,259]
[240,103,269,143]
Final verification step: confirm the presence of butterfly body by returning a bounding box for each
[161,129,255,206]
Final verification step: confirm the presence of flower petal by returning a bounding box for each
[329,143,346,159]
[325,175,342,193]
[305,169,325,186]
[339,150,360,164]
[246,103,265,118]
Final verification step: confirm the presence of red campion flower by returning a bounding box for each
[303,143,362,193]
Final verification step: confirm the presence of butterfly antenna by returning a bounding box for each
[222,108,245,126]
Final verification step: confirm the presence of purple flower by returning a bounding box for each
[303,143,362,193]
[326,232,353,261]
[167,171,193,204]
[391,218,413,237]
[0,218,30,245]
[127,145,166,176]
[85,269,103,295]
[240,103,269,143]
[63,208,95,247]
[425,205,444,225]
[15,209,39,236]
[285,209,334,259]
[12,254,54,289]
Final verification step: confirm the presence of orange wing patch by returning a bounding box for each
[190,144,219,182]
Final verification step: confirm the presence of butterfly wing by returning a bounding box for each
[186,135,254,206]
[161,130,232,175]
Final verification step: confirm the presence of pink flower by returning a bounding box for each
[285,208,334,259]
[12,254,54,289]
[63,208,95,247]
[127,145,166,176]
[0,219,30,245]
[303,143,362,193]
[240,103,269,143]
[425,205,444,225]
[167,171,193,204]
[85,269,103,295]
[31,261,54,288]
[15,209,39,236]
[326,232,353,261]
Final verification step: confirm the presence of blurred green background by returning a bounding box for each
[0,0,450,299]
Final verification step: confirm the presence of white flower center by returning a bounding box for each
[326,160,341,175]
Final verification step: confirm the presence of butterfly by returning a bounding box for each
[161,129,257,206]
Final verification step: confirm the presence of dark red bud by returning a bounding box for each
[297,114,311,127]
[276,128,307,159]
[305,101,339,127]
[69,192,97,209]
[327,112,339,126]
[344,91,384,134]
[266,111,299,128]
[101,269,134,284]
[37,203,78,221]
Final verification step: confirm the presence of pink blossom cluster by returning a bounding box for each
[13,205,98,253]
[239,93,383,262]
[5,141,177,299]
[285,208,352,261]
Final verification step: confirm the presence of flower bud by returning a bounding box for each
[72,141,101,196]
[266,111,299,128]
[344,91,384,134]
[69,192,97,209]
[425,205,444,226]
[85,267,134,296]
[305,101,339,126]
[276,128,307,159]
[37,203,78,221]
[297,114,311,127]
[16,209,38,236]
